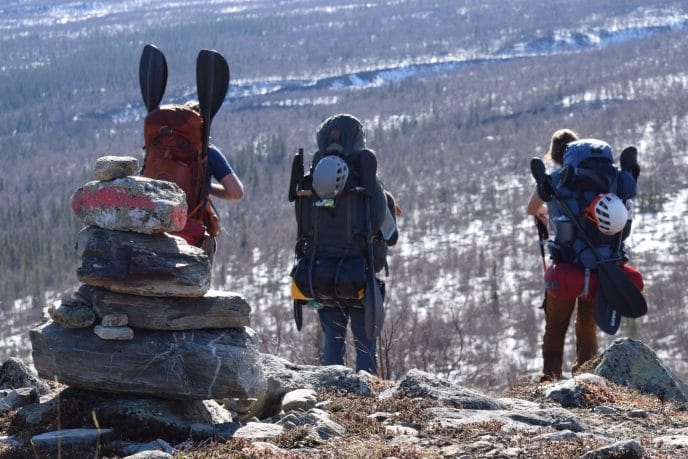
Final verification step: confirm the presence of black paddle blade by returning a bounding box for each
[293,300,303,331]
[593,291,621,335]
[364,277,384,340]
[597,262,647,318]
[530,157,547,184]
[288,149,304,202]
[358,149,378,196]
[196,49,230,127]
[620,146,640,182]
[139,44,167,113]
[362,194,384,340]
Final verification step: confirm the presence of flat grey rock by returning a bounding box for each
[76,227,210,298]
[31,321,266,400]
[31,428,115,457]
[80,285,251,330]
[93,324,135,341]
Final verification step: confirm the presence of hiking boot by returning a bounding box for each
[539,373,558,383]
[541,351,563,382]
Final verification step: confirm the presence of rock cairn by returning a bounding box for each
[30,155,267,400]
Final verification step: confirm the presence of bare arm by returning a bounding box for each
[527,189,549,226]
[210,173,244,200]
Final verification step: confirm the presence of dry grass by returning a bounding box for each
[3,373,687,459]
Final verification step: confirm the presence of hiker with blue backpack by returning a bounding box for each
[288,114,399,375]
[527,129,646,382]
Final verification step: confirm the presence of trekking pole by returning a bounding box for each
[535,219,549,309]
[536,219,549,272]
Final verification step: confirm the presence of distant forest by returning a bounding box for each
[1,0,688,391]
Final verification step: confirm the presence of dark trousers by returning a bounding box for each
[318,305,377,374]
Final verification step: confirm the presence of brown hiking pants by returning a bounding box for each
[541,295,598,381]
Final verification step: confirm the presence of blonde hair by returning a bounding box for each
[545,129,579,165]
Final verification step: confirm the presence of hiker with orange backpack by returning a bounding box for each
[139,45,243,261]
[186,99,244,259]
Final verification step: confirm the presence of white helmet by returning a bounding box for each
[312,155,349,199]
[585,193,628,235]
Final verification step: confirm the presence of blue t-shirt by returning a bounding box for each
[206,145,234,193]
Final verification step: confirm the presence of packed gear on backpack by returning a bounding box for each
[537,139,643,304]
[141,103,219,247]
[538,139,636,270]
[289,114,397,305]
[545,262,644,303]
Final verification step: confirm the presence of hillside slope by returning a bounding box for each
[0,0,687,393]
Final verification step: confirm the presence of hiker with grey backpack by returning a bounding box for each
[288,114,399,375]
[527,129,646,382]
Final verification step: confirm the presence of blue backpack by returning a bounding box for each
[547,139,637,270]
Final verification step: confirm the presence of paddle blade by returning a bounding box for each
[293,300,303,331]
[364,277,384,340]
[358,149,378,196]
[530,157,546,183]
[597,262,647,318]
[593,291,621,335]
[288,149,304,202]
[139,44,167,112]
[620,146,640,182]
[196,49,230,127]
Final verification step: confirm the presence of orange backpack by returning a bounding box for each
[141,104,218,246]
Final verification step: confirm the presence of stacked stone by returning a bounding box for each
[30,156,266,401]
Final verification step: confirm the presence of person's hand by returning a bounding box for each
[533,211,548,228]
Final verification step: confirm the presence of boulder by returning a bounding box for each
[39,388,237,443]
[48,295,96,329]
[247,353,375,419]
[0,357,51,395]
[545,373,607,408]
[118,439,174,457]
[380,368,507,410]
[30,321,267,400]
[581,439,644,459]
[76,227,210,297]
[281,388,317,412]
[79,285,251,330]
[232,422,284,441]
[594,338,688,403]
[93,156,139,181]
[70,176,187,233]
[0,387,39,414]
[427,405,585,433]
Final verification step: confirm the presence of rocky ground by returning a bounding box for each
[1,339,688,458]
[178,373,688,458]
